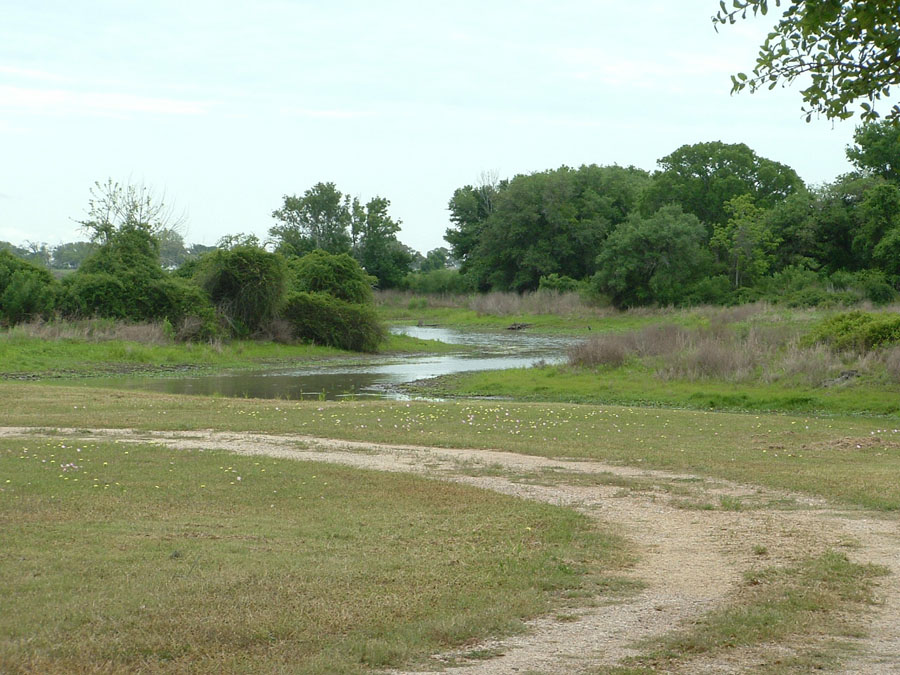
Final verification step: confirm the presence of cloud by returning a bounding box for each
[279,107,375,120]
[0,64,69,83]
[0,85,209,116]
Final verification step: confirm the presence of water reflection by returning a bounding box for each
[101,326,575,401]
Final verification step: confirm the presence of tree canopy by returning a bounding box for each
[641,141,803,228]
[715,1,900,122]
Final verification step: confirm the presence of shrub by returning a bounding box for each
[538,274,582,294]
[59,273,128,319]
[805,311,900,351]
[0,269,57,325]
[281,291,384,352]
[289,249,374,304]
[148,277,220,340]
[196,246,288,335]
[0,251,58,325]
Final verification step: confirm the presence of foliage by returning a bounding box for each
[461,165,650,292]
[195,246,288,336]
[444,176,504,274]
[270,182,352,256]
[847,120,900,182]
[642,141,803,227]
[538,274,583,294]
[0,252,58,325]
[50,241,95,269]
[272,184,412,288]
[403,268,473,295]
[350,196,413,288]
[59,273,128,319]
[281,291,385,352]
[715,1,900,122]
[289,249,375,305]
[710,194,780,288]
[805,311,900,351]
[77,178,182,244]
[592,205,710,308]
[417,247,454,272]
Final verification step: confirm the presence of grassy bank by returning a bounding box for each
[3,384,900,510]
[0,321,453,378]
[0,437,627,673]
[418,364,900,416]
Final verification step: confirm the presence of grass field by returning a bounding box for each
[0,436,628,673]
[3,302,900,671]
[3,384,900,511]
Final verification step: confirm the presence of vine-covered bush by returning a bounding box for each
[196,246,288,336]
[289,250,374,305]
[0,251,58,325]
[281,291,384,352]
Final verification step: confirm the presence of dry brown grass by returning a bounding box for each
[8,318,173,345]
[882,346,900,383]
[376,289,615,316]
[468,290,609,316]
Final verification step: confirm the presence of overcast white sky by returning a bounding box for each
[1,1,863,254]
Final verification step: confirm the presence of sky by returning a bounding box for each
[0,1,866,255]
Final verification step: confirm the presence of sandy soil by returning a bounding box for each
[2,426,898,673]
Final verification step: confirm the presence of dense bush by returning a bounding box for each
[0,269,57,325]
[289,249,374,304]
[538,274,582,294]
[805,311,900,351]
[59,273,128,319]
[196,246,288,335]
[0,251,58,325]
[281,291,384,352]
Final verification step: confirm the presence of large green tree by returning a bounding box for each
[641,141,803,229]
[847,121,900,182]
[593,205,710,308]
[350,196,413,289]
[451,164,649,292]
[710,194,780,288]
[715,1,900,122]
[444,178,505,274]
[270,182,352,256]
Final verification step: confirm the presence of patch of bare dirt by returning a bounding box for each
[1,426,898,673]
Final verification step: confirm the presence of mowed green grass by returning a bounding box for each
[0,437,627,673]
[3,383,900,510]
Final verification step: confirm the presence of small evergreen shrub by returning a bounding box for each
[281,291,384,352]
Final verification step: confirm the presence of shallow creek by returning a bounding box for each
[94,326,578,401]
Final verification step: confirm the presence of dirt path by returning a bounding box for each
[2,426,898,673]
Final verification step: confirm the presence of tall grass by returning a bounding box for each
[568,306,900,386]
[4,318,173,345]
[376,289,614,317]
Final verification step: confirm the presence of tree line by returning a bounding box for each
[442,122,900,308]
[0,181,387,351]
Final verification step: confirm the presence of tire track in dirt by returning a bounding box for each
[1,426,897,673]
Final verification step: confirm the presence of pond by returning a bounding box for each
[95,326,578,401]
